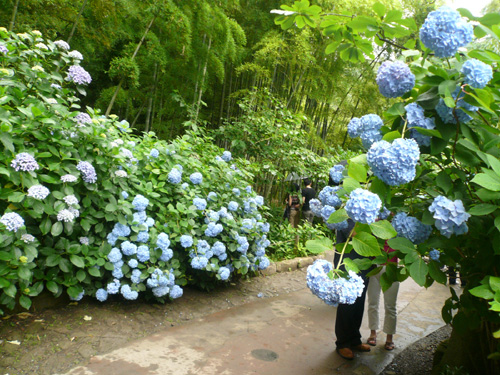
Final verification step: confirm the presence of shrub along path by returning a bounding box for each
[28,253,451,375]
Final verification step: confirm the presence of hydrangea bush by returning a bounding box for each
[0,29,271,313]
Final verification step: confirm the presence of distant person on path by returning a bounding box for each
[288,183,301,228]
[334,218,371,360]
[301,178,316,224]
[366,241,400,351]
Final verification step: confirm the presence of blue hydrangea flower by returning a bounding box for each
[121,241,137,256]
[378,206,391,220]
[190,172,203,184]
[191,256,209,269]
[11,153,40,172]
[246,185,252,193]
[376,60,415,98]
[128,259,138,268]
[419,6,473,58]
[70,291,84,302]
[121,191,129,200]
[361,129,383,149]
[107,232,118,246]
[193,197,207,210]
[133,211,147,225]
[206,210,220,222]
[232,188,241,196]
[435,88,478,124]
[145,217,155,227]
[168,168,182,184]
[137,231,149,243]
[429,196,470,238]
[137,245,150,262]
[67,65,92,85]
[392,212,432,244]
[320,205,336,223]
[106,279,121,294]
[112,267,124,279]
[345,188,382,224]
[405,102,436,147]
[170,285,183,299]
[367,138,420,186]
[112,223,131,237]
[27,185,50,200]
[309,198,323,217]
[152,286,170,298]
[306,259,365,307]
[205,222,223,237]
[76,161,97,183]
[108,247,122,263]
[461,58,493,89]
[221,151,232,162]
[120,284,138,300]
[130,269,142,284]
[181,182,189,190]
[96,288,108,302]
[212,242,226,257]
[318,186,342,207]
[228,201,239,211]
[258,256,270,270]
[150,148,159,158]
[241,218,255,233]
[429,249,440,261]
[180,235,193,248]
[74,112,92,127]
[0,44,8,54]
[347,117,362,138]
[207,192,217,201]
[156,233,170,251]
[132,195,149,212]
[361,114,384,131]
[160,248,173,262]
[218,266,230,280]
[329,165,345,184]
[257,222,270,233]
[255,196,264,206]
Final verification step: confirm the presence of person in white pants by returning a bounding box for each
[366,245,400,351]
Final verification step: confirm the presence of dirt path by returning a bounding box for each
[0,269,308,375]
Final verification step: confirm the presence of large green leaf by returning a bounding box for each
[387,237,414,253]
[468,204,497,216]
[409,258,428,286]
[352,232,381,256]
[327,208,348,224]
[305,237,333,254]
[348,162,368,183]
[369,220,397,240]
[469,285,495,300]
[471,173,500,191]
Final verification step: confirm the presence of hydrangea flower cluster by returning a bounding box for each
[419,6,473,58]
[435,88,478,124]
[27,185,50,200]
[74,112,92,127]
[76,161,97,183]
[0,44,7,54]
[405,103,436,147]
[428,196,470,238]
[54,40,70,50]
[190,172,203,184]
[429,249,440,261]
[0,212,24,232]
[345,188,381,224]
[391,212,432,244]
[367,138,420,186]
[193,197,207,211]
[68,50,83,60]
[67,65,92,85]
[461,58,493,89]
[221,151,232,162]
[11,153,40,172]
[309,198,323,217]
[376,60,415,98]
[347,114,384,149]
[150,148,159,158]
[329,165,345,184]
[306,260,364,307]
[318,186,342,208]
[61,174,77,183]
[168,167,182,184]
[57,209,75,223]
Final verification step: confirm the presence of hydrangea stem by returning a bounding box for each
[401,118,408,138]
[335,227,355,271]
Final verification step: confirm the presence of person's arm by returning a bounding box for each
[288,195,292,207]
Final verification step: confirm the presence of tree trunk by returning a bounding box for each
[67,0,89,44]
[193,36,212,124]
[105,15,156,117]
[9,0,21,31]
[145,63,158,133]
[131,98,148,128]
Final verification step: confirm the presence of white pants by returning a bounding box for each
[367,266,400,335]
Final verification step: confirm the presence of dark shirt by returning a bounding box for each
[301,187,316,211]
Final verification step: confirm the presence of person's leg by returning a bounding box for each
[383,280,400,350]
[367,272,381,345]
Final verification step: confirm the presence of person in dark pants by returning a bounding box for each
[334,220,371,359]
[301,178,316,224]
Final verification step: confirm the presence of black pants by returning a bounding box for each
[335,277,369,349]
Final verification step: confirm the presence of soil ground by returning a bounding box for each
[0,268,450,375]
